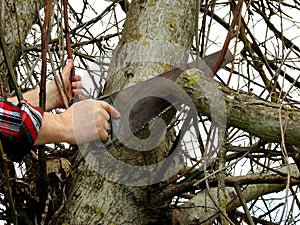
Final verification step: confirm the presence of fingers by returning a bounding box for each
[96,101,110,121]
[98,101,120,118]
[71,79,82,90]
[97,120,109,141]
[72,82,83,95]
[91,100,119,141]
[93,100,119,141]
[72,74,81,82]
[61,60,81,87]
[70,99,113,144]
[65,97,120,144]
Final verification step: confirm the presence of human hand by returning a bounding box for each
[35,99,120,146]
[46,59,83,111]
[61,99,120,144]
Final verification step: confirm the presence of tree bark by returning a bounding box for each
[1,0,45,67]
[65,0,196,224]
[0,0,45,98]
[3,0,300,224]
[176,69,300,146]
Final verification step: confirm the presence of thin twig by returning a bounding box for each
[0,140,18,225]
[195,0,200,57]
[234,184,255,225]
[47,49,69,108]
[38,0,52,218]
[217,144,227,224]
[204,178,236,225]
[40,0,52,109]
[63,0,75,83]
[211,0,243,75]
[0,28,23,101]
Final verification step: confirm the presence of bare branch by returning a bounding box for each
[177,69,300,146]
[173,164,299,225]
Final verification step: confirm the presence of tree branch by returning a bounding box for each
[172,164,299,225]
[0,140,18,225]
[177,69,300,146]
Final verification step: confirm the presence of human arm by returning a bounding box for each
[8,60,82,111]
[2,60,119,161]
[34,99,120,145]
[0,98,43,161]
[0,97,119,161]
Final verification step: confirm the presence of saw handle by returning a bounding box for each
[93,94,118,148]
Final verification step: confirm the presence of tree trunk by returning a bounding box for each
[65,0,196,224]
[3,0,300,224]
[0,0,45,94]
[1,0,45,67]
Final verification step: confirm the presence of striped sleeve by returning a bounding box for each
[19,100,43,145]
[0,98,44,162]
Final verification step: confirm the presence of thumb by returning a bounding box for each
[62,59,74,79]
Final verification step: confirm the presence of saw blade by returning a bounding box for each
[98,49,233,144]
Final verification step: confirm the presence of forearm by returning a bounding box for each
[8,81,59,111]
[35,99,120,146]
[8,60,78,111]
[9,88,40,107]
[34,112,72,145]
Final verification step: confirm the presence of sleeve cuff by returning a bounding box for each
[0,99,44,162]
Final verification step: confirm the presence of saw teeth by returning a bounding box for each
[132,103,184,135]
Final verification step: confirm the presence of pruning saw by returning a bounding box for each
[96,49,233,147]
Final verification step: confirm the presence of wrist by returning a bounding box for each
[45,80,58,111]
[34,112,65,145]
[59,111,75,144]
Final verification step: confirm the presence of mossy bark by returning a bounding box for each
[65,1,196,224]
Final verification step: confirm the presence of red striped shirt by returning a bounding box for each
[0,97,44,161]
